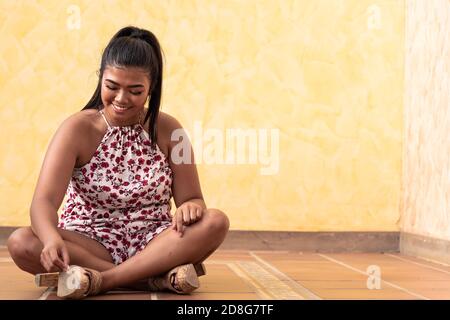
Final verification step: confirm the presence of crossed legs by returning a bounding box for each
[7,208,229,292]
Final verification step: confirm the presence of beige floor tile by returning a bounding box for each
[0,250,447,300]
[156,292,261,300]
[311,288,420,300]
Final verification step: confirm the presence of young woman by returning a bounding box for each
[7,26,229,299]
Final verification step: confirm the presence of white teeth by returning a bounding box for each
[113,104,130,110]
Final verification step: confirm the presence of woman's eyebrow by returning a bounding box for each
[105,79,144,88]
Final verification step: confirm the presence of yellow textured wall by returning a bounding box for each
[0,0,404,231]
[401,0,450,241]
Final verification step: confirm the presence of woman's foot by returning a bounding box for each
[35,265,103,299]
[148,263,206,294]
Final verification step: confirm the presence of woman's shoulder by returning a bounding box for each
[66,108,101,130]
[157,111,182,133]
[57,109,101,144]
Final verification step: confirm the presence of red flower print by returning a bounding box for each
[136,150,142,156]
[159,176,165,182]
[127,159,135,166]
[102,186,111,192]
[101,162,109,168]
[154,155,161,161]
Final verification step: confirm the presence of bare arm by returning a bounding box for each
[29,115,81,269]
[160,114,206,235]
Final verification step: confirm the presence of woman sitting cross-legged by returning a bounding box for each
[7,26,229,299]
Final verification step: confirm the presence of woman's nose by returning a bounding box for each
[114,90,128,104]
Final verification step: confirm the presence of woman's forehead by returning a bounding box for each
[103,65,150,84]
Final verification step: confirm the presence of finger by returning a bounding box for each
[49,249,65,272]
[60,247,70,271]
[176,210,184,235]
[172,211,179,230]
[40,254,49,272]
[196,208,203,221]
[41,253,53,273]
[190,208,197,223]
[182,207,191,225]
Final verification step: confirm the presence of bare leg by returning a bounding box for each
[7,227,115,274]
[100,208,229,292]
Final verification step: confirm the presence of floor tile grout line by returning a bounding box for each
[38,287,55,300]
[318,254,430,300]
[386,254,450,274]
[225,262,274,300]
[249,251,321,300]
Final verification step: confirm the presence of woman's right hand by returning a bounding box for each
[40,237,70,272]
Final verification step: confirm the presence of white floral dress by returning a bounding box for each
[58,109,173,264]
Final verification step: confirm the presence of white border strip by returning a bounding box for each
[249,252,321,300]
[318,254,430,300]
[226,262,274,299]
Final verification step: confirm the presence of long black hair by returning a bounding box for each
[82,26,164,146]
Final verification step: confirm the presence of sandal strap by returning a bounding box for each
[83,268,103,296]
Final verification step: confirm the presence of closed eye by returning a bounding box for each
[106,85,142,96]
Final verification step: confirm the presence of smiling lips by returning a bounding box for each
[112,103,131,112]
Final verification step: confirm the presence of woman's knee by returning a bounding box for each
[7,227,41,260]
[203,208,230,236]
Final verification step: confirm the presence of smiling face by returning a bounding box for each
[100,65,151,126]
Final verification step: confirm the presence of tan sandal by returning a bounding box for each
[35,265,103,299]
[148,262,206,294]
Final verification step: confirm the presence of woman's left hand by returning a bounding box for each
[172,202,204,236]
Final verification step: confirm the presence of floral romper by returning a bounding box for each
[58,109,173,265]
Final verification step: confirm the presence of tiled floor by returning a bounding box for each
[1,246,449,300]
